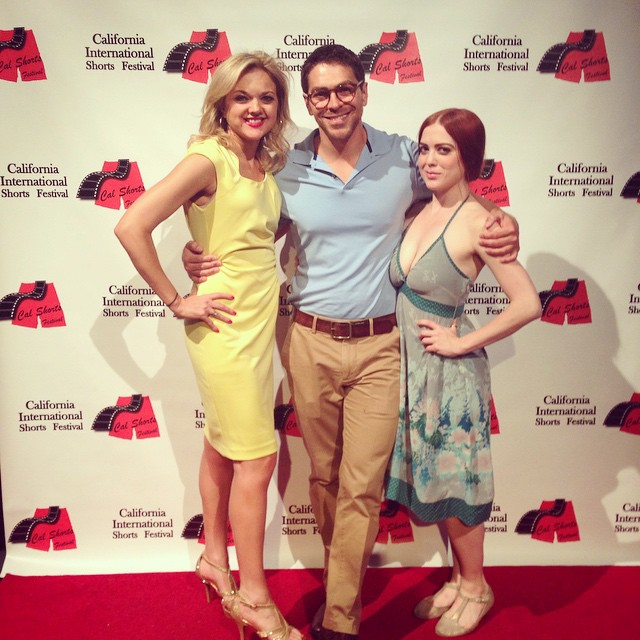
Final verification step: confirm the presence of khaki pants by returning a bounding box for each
[282,320,400,634]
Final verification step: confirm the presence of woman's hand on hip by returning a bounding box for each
[172,292,235,331]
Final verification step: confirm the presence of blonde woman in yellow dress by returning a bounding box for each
[115,52,304,640]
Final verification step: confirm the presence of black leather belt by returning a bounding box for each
[293,308,396,340]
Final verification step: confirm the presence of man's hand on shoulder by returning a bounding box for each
[479,208,520,263]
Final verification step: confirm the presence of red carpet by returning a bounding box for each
[0,566,637,639]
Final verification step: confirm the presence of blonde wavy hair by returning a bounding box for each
[189,51,292,173]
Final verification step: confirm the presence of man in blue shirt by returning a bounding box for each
[184,44,518,640]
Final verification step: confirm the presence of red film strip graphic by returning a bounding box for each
[77,159,145,210]
[489,396,500,435]
[0,27,46,82]
[182,513,235,546]
[9,506,77,551]
[538,278,592,325]
[620,172,640,203]
[469,160,510,208]
[515,499,580,543]
[358,30,424,84]
[604,393,640,435]
[0,281,65,328]
[274,403,303,438]
[376,500,414,544]
[163,29,231,83]
[92,394,160,439]
[537,30,610,83]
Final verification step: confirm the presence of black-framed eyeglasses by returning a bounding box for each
[304,81,364,108]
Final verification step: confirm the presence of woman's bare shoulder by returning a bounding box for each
[461,195,489,228]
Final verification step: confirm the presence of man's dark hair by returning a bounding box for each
[301,44,366,93]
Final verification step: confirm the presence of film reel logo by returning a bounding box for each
[358,30,424,84]
[376,500,414,544]
[515,499,581,543]
[621,172,640,203]
[489,396,500,435]
[469,160,510,208]
[9,506,77,551]
[0,281,65,328]
[0,27,46,82]
[77,159,145,210]
[538,278,592,325]
[163,28,231,83]
[92,394,160,439]
[182,513,235,546]
[604,393,640,435]
[274,402,303,438]
[537,29,610,83]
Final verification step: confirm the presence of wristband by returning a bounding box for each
[166,292,180,307]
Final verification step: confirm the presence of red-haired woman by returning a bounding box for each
[386,108,541,637]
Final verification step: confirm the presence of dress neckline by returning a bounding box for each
[398,194,470,277]
[224,144,268,184]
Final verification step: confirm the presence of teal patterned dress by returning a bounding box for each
[386,201,494,526]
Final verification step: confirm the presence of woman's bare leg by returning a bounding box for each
[441,518,491,629]
[198,439,235,594]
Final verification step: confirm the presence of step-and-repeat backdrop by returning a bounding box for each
[1,0,639,576]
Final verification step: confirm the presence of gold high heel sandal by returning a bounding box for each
[227,592,300,640]
[435,585,494,637]
[195,553,237,605]
[414,579,461,620]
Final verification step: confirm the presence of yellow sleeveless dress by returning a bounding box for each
[183,139,281,460]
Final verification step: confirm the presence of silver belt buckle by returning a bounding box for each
[330,321,352,340]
